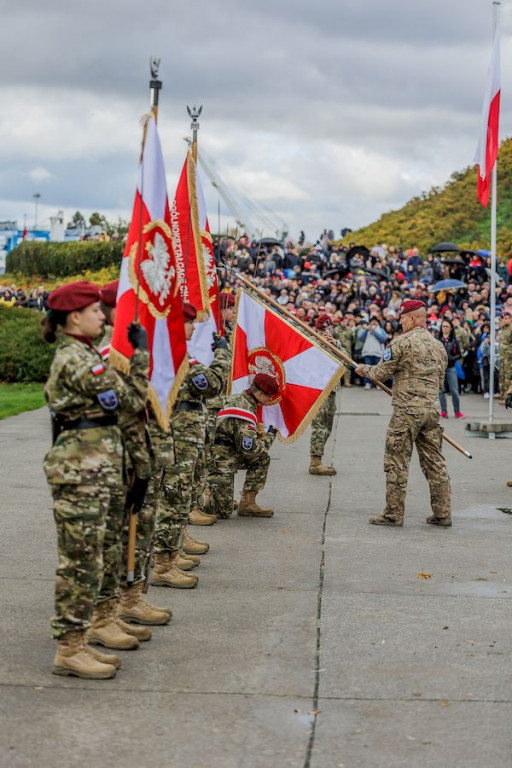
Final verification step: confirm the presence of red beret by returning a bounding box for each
[100,280,119,308]
[183,302,197,322]
[315,313,333,330]
[253,373,279,396]
[47,281,101,312]
[399,300,425,316]
[219,293,236,309]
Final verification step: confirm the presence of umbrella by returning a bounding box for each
[257,237,282,246]
[430,279,466,292]
[345,245,370,262]
[431,242,459,253]
[441,258,468,266]
[485,268,503,284]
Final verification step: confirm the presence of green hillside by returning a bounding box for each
[343,137,512,259]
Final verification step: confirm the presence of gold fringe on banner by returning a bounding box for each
[186,150,210,322]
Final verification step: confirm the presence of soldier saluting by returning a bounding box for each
[355,300,452,527]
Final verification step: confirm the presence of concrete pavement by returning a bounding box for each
[0,387,511,767]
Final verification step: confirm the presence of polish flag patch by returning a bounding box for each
[99,344,110,360]
[91,363,105,376]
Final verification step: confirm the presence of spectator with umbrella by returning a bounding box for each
[438,318,465,419]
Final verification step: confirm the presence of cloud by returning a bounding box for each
[27,166,54,184]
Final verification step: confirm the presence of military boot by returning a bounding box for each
[119,583,171,625]
[88,598,139,650]
[86,644,122,669]
[309,456,337,476]
[237,490,274,518]
[189,506,217,526]
[426,515,452,527]
[369,514,403,527]
[53,630,116,679]
[506,480,512,487]
[175,551,200,570]
[151,552,199,589]
[182,525,209,555]
[116,616,151,641]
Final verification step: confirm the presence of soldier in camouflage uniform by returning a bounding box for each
[334,316,353,387]
[206,373,278,519]
[42,281,149,679]
[356,299,451,527]
[89,282,170,648]
[309,314,344,476]
[151,302,230,589]
[498,312,512,401]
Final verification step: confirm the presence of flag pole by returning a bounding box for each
[488,1,500,430]
[230,268,472,459]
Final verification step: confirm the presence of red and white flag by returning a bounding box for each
[230,289,344,442]
[111,114,188,430]
[171,148,221,364]
[475,26,501,207]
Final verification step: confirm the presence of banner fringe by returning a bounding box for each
[187,150,210,317]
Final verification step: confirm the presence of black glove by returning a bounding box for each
[128,322,148,351]
[267,426,277,436]
[211,333,228,351]
[505,394,512,410]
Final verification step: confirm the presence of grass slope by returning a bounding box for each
[0,383,45,419]
[344,137,512,258]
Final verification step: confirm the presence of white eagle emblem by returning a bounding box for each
[202,244,217,290]
[249,355,278,380]
[141,233,176,303]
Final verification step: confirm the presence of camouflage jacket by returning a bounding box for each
[215,390,275,457]
[360,326,447,411]
[206,344,233,416]
[99,325,152,479]
[171,347,231,435]
[499,324,512,361]
[43,333,148,486]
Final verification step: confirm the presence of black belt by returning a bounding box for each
[214,438,232,448]
[62,415,118,430]
[175,401,203,412]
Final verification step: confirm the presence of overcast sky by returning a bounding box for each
[1,0,511,241]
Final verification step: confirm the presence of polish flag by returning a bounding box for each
[475,27,501,207]
[111,114,188,430]
[230,289,345,442]
[171,148,222,365]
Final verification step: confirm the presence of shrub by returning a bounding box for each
[0,306,56,382]
[6,241,124,278]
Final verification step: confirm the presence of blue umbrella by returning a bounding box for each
[430,279,466,292]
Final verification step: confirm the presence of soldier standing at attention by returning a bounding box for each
[42,282,149,679]
[498,311,512,402]
[355,300,451,527]
[309,314,343,476]
[207,373,278,519]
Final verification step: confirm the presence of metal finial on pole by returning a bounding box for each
[187,105,202,161]
[149,56,162,118]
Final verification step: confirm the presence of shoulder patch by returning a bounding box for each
[91,363,105,376]
[242,436,254,451]
[191,373,208,391]
[382,347,392,362]
[97,389,119,411]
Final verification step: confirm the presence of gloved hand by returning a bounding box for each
[211,333,228,351]
[267,426,278,436]
[128,322,148,351]
[505,393,512,410]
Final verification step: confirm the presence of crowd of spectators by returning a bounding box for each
[216,234,512,403]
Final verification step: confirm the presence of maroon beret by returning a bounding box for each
[183,302,197,322]
[315,313,333,330]
[100,280,119,308]
[253,373,279,396]
[219,293,236,309]
[399,299,425,316]
[47,281,101,312]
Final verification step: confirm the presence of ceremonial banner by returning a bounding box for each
[230,288,344,442]
[475,25,501,207]
[111,114,188,430]
[172,148,222,364]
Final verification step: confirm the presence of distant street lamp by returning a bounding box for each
[33,193,41,229]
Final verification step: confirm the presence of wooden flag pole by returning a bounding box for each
[231,269,472,459]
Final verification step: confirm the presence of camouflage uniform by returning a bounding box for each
[310,389,337,459]
[359,326,451,523]
[499,324,512,398]
[334,324,354,386]
[207,391,275,519]
[154,347,230,553]
[43,334,148,638]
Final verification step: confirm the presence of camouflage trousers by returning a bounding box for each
[154,422,205,553]
[194,409,217,512]
[50,483,110,639]
[120,467,164,587]
[97,486,127,602]
[382,408,451,522]
[310,390,337,458]
[499,355,512,397]
[207,444,271,519]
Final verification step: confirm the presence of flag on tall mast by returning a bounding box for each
[171,106,222,364]
[475,18,501,207]
[111,62,187,430]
